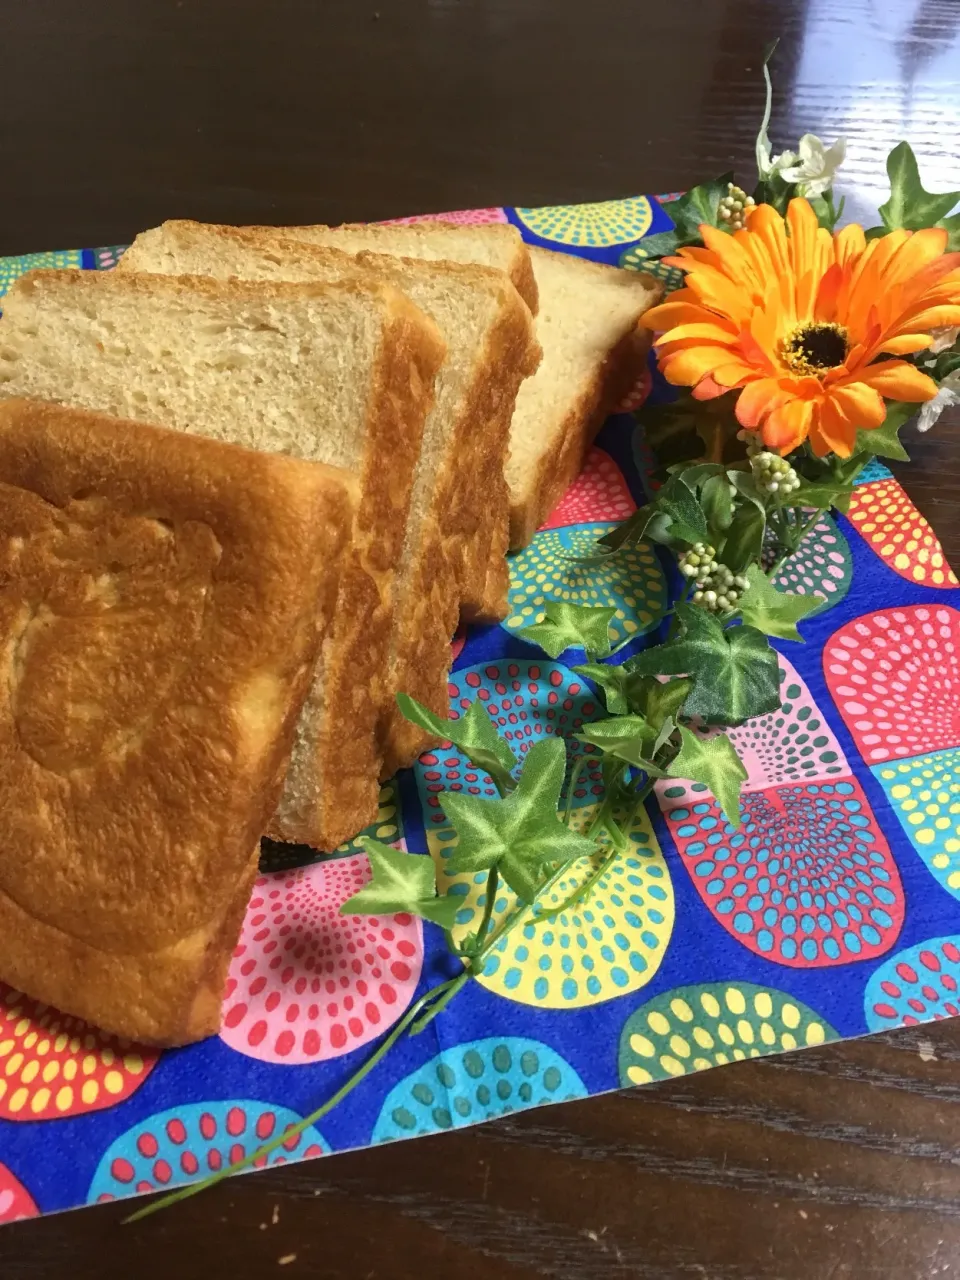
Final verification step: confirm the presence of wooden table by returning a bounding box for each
[3,1,960,1276]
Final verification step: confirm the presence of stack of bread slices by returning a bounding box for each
[0,217,661,1045]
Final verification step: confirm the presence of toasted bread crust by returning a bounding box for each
[271,290,446,845]
[508,324,654,550]
[274,220,540,315]
[377,276,540,774]
[0,399,351,1043]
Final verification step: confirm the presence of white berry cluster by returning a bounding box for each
[736,427,763,458]
[680,543,749,612]
[750,451,801,496]
[718,183,756,231]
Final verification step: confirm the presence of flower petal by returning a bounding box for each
[877,334,934,356]
[830,381,886,429]
[812,398,856,457]
[834,224,866,269]
[762,398,814,453]
[735,377,787,428]
[641,300,725,332]
[654,322,742,347]
[660,345,737,386]
[691,375,729,401]
[854,360,939,402]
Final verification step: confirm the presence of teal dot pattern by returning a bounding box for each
[502,522,667,648]
[371,1038,587,1141]
[619,242,685,292]
[513,197,653,247]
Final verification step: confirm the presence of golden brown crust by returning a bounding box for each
[508,325,654,550]
[272,220,541,315]
[377,279,541,776]
[271,290,446,846]
[0,398,352,1043]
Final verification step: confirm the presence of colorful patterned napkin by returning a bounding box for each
[1,197,958,1223]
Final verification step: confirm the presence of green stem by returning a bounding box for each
[475,866,499,950]
[536,847,619,922]
[124,973,464,1224]
[766,506,825,578]
[408,969,471,1036]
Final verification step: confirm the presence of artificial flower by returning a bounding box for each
[917,369,960,432]
[776,133,847,199]
[642,198,960,456]
[929,325,960,354]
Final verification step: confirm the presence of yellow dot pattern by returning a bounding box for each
[619,983,837,1086]
[848,480,958,588]
[0,984,156,1121]
[504,523,666,646]
[430,800,674,1009]
[514,197,653,248]
[0,249,83,299]
[876,750,960,898]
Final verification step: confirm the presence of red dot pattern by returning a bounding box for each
[541,448,636,531]
[220,855,423,1064]
[823,606,960,764]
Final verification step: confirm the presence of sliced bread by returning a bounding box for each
[505,248,661,549]
[269,219,540,316]
[118,220,541,773]
[0,398,352,1044]
[0,268,445,848]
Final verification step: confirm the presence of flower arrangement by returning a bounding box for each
[132,45,960,1219]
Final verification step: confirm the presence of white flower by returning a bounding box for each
[776,134,847,199]
[754,56,845,197]
[918,369,960,433]
[929,325,960,354]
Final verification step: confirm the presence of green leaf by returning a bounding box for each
[341,839,460,929]
[397,694,517,794]
[441,737,598,902]
[737,564,821,642]
[517,600,616,660]
[937,210,960,252]
[576,715,659,768]
[793,479,854,511]
[632,228,682,259]
[573,662,631,714]
[719,503,766,573]
[627,604,781,725]
[854,401,914,461]
[700,473,735,535]
[629,674,695,731]
[667,726,748,829]
[650,472,709,546]
[879,141,960,232]
[662,173,736,242]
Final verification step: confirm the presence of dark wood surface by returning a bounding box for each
[3,1,960,1276]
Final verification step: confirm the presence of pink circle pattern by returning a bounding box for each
[822,605,960,764]
[220,856,423,1064]
[541,447,636,531]
[378,208,508,226]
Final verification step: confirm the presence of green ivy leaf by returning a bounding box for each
[573,662,632,714]
[719,503,766,573]
[661,173,736,244]
[879,141,960,233]
[627,604,781,725]
[700,473,735,535]
[792,478,855,513]
[854,401,913,461]
[397,694,517,794]
[341,839,460,929]
[667,726,748,829]
[441,737,598,902]
[517,601,616,660]
[649,472,709,546]
[628,674,695,731]
[575,715,659,769]
[737,564,821,642]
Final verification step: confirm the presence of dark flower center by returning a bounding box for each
[781,323,849,377]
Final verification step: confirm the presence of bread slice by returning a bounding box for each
[0,269,445,848]
[505,248,661,549]
[269,220,540,316]
[0,398,352,1044]
[118,221,541,772]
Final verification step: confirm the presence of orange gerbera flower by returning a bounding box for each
[642,198,960,456]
